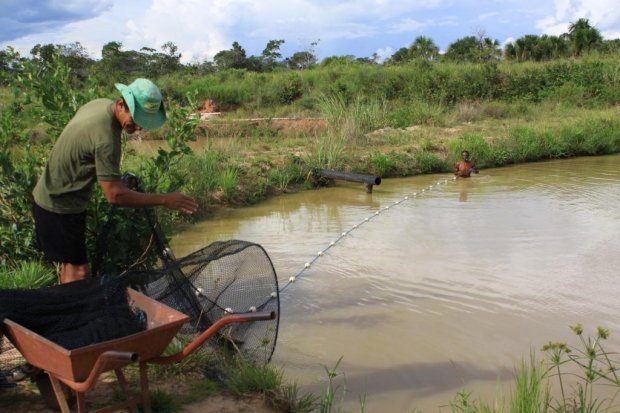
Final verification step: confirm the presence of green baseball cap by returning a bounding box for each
[115,78,166,130]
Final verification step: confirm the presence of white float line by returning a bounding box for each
[276,176,455,296]
[236,177,457,312]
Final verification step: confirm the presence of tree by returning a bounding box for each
[287,39,319,70]
[387,47,411,64]
[321,55,357,66]
[568,18,603,56]
[0,47,23,86]
[139,41,182,77]
[213,41,248,70]
[505,34,569,62]
[444,34,500,63]
[387,36,439,64]
[261,39,285,70]
[58,42,93,80]
[409,36,439,61]
[159,41,182,73]
[286,51,316,70]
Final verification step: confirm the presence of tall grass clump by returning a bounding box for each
[387,99,445,128]
[317,93,387,143]
[306,133,348,170]
[413,150,448,174]
[0,260,56,289]
[447,134,496,168]
[511,352,549,413]
[224,357,282,397]
[217,166,240,202]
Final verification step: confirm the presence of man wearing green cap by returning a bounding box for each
[32,78,198,284]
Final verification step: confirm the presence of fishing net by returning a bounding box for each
[125,239,280,364]
[0,276,146,350]
[0,239,280,380]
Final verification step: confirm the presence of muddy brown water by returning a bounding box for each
[171,154,620,412]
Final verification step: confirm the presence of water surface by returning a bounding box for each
[172,154,620,412]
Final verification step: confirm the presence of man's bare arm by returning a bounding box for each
[98,179,198,214]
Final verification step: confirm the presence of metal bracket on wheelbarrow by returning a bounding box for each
[3,289,275,413]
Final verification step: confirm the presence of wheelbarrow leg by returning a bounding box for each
[76,391,87,412]
[115,368,139,413]
[48,374,73,413]
[139,361,151,413]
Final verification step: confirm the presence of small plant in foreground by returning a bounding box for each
[0,260,56,289]
[273,382,319,413]
[542,324,620,413]
[224,357,282,396]
[320,356,347,413]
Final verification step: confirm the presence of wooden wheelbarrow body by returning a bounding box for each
[3,288,275,413]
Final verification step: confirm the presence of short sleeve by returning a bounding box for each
[95,141,121,181]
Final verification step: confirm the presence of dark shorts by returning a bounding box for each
[32,202,88,265]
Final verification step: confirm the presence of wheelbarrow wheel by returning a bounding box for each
[33,371,76,411]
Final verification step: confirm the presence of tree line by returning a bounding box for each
[0,17,618,88]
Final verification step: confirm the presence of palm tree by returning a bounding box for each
[568,18,603,56]
[409,36,439,61]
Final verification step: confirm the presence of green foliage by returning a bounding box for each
[448,134,494,168]
[306,133,347,170]
[317,93,387,142]
[512,353,550,413]
[368,153,396,176]
[273,382,319,413]
[444,35,501,63]
[217,166,240,202]
[541,325,619,413]
[388,99,445,127]
[0,260,55,289]
[225,358,282,396]
[318,356,349,413]
[11,49,99,136]
[0,109,45,266]
[414,150,448,173]
[276,73,304,104]
[450,390,493,413]
[147,389,182,413]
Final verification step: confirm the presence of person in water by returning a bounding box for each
[454,150,479,178]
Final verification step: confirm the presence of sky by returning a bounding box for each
[1,0,620,64]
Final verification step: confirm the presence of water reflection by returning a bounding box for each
[171,154,620,412]
[456,177,473,202]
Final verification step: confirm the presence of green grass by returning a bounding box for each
[0,260,56,289]
[224,357,282,397]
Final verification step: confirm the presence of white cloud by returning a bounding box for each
[537,0,620,38]
[1,0,618,64]
[373,46,394,63]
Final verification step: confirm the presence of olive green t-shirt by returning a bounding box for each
[33,98,123,213]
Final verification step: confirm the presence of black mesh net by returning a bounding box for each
[0,239,279,376]
[125,239,280,364]
[0,276,145,350]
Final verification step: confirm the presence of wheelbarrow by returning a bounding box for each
[3,288,275,413]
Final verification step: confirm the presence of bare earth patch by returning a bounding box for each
[1,372,279,413]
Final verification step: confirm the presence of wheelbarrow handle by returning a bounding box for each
[55,351,138,392]
[150,311,276,365]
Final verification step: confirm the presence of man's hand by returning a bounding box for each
[164,192,199,215]
[99,180,198,214]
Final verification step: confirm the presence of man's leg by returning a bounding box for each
[59,263,90,284]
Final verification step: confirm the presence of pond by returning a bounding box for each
[171,154,620,412]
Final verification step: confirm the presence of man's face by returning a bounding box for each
[461,152,469,160]
[118,101,142,134]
